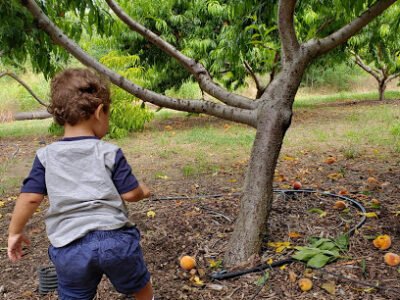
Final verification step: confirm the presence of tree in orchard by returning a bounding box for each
[348,3,400,101]
[3,0,398,266]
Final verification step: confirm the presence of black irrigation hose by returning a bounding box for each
[208,190,400,295]
[211,259,400,294]
[147,189,367,237]
[274,189,367,236]
[210,189,367,281]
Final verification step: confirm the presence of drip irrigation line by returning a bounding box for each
[274,189,367,236]
[208,190,400,295]
[144,192,242,202]
[211,259,295,280]
[317,266,400,294]
[249,265,272,300]
[147,189,367,237]
[211,258,400,294]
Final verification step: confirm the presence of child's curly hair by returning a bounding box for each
[48,68,111,126]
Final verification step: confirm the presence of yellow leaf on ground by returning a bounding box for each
[275,246,287,253]
[321,281,336,295]
[280,264,287,270]
[327,173,343,180]
[146,210,156,218]
[283,156,295,160]
[289,232,302,238]
[280,185,291,189]
[267,258,273,264]
[267,242,291,247]
[190,275,204,285]
[357,212,378,218]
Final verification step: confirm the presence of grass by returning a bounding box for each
[285,104,400,155]
[0,71,49,114]
[0,119,52,138]
[294,90,400,109]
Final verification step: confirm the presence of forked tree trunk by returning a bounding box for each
[225,61,307,265]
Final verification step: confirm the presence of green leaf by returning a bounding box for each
[334,234,349,250]
[318,242,336,251]
[311,238,331,248]
[253,269,270,286]
[308,208,327,217]
[360,259,367,278]
[307,253,331,268]
[292,247,322,261]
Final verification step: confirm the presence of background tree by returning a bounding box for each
[2,0,398,266]
[348,3,400,101]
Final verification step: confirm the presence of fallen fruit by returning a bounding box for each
[293,181,302,190]
[384,252,400,266]
[373,235,391,250]
[367,177,376,183]
[333,201,346,210]
[180,255,196,271]
[325,157,336,164]
[298,278,312,291]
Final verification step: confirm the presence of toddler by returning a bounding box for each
[7,68,153,300]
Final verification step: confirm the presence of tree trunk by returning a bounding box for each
[224,61,307,265]
[378,80,387,101]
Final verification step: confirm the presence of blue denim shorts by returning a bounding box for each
[48,226,150,300]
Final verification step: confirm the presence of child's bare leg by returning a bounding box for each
[134,281,153,300]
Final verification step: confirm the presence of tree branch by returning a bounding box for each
[307,0,397,57]
[0,71,48,107]
[20,0,257,127]
[278,0,300,63]
[315,17,335,35]
[349,50,382,81]
[387,72,400,83]
[243,60,265,99]
[104,0,257,110]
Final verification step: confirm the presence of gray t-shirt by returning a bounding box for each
[33,137,135,247]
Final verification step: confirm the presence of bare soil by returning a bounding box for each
[1,102,400,299]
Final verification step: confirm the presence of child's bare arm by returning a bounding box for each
[120,183,150,202]
[8,193,44,261]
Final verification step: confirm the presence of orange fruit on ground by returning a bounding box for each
[333,200,346,210]
[180,255,196,271]
[373,235,391,250]
[298,278,312,291]
[293,181,302,190]
[384,253,400,266]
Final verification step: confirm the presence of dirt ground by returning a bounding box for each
[0,102,400,299]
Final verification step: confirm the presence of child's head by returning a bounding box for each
[48,68,111,126]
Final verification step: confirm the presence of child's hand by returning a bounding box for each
[8,233,31,262]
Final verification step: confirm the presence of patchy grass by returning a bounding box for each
[285,104,400,157]
[0,119,52,138]
[294,90,400,108]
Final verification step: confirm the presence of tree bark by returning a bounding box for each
[13,110,52,121]
[378,80,387,101]
[224,59,307,265]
